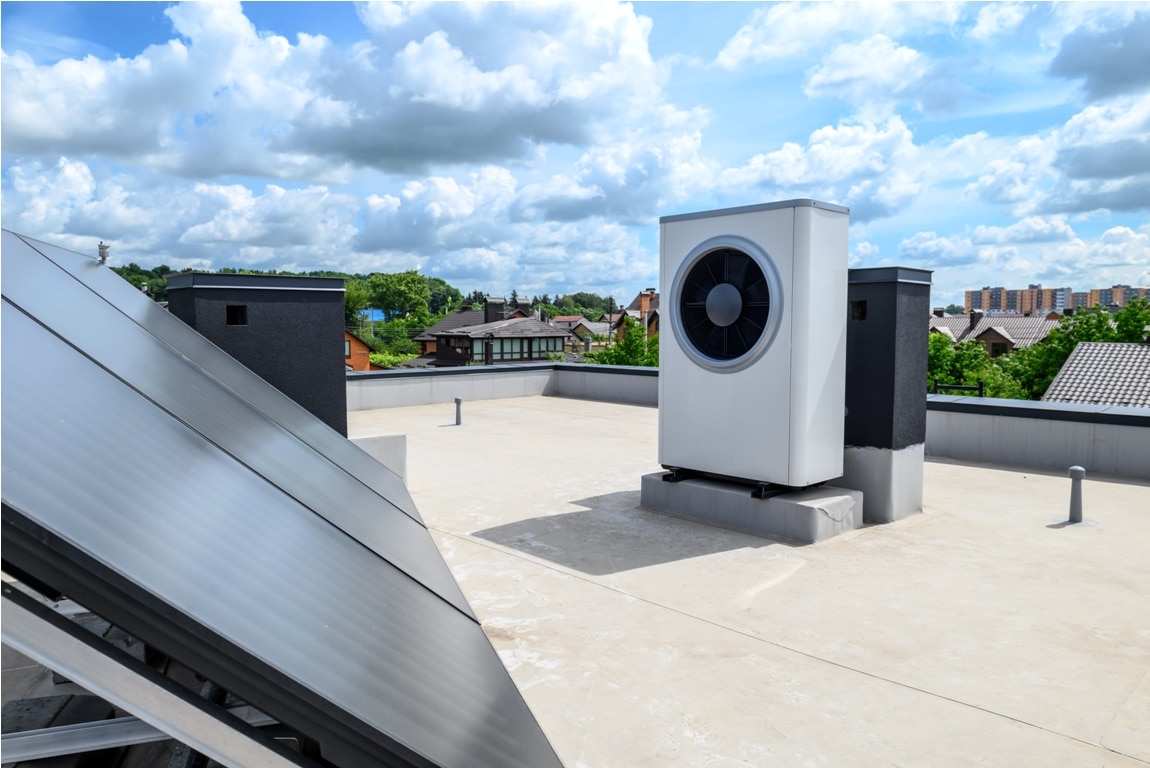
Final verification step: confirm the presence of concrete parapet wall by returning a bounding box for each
[346,369,1149,480]
[548,365,658,406]
[926,396,1150,479]
[347,364,657,410]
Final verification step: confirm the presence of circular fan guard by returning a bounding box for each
[671,236,783,372]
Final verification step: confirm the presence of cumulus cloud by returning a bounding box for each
[899,231,977,267]
[715,117,925,221]
[968,3,1029,40]
[804,35,929,118]
[1,0,673,179]
[970,216,1076,244]
[1048,15,1150,99]
[900,223,1150,291]
[714,1,961,69]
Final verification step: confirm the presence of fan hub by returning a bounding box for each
[706,283,742,327]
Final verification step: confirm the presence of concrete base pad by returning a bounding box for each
[840,443,923,524]
[640,473,863,544]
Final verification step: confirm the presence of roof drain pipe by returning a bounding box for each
[1068,466,1085,524]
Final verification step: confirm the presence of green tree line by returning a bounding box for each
[928,299,1150,400]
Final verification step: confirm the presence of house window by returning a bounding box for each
[226,305,247,325]
[344,340,351,358]
[990,342,1009,357]
[851,301,867,321]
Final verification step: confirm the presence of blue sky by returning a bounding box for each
[3,2,1148,307]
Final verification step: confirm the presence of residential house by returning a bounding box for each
[414,299,524,356]
[929,310,1060,357]
[551,315,587,332]
[434,317,570,366]
[569,319,611,340]
[614,288,659,341]
[344,330,380,371]
[1042,342,1150,408]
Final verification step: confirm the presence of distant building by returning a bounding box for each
[344,330,380,372]
[614,288,659,340]
[434,317,569,366]
[929,311,1060,357]
[414,298,530,356]
[966,284,1147,313]
[964,284,1072,314]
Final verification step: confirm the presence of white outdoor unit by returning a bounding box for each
[658,199,849,487]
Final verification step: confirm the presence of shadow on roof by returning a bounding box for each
[471,491,786,575]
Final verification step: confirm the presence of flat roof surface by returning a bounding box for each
[350,396,1150,767]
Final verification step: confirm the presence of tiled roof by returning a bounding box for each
[625,291,659,312]
[573,320,611,336]
[552,315,584,323]
[435,317,569,339]
[928,313,1059,348]
[414,308,484,341]
[1042,342,1150,408]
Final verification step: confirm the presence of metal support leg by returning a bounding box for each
[1,586,305,768]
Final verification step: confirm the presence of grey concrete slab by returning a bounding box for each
[640,473,862,543]
[349,396,1150,767]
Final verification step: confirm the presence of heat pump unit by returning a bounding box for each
[659,199,849,487]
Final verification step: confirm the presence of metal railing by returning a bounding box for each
[931,378,984,397]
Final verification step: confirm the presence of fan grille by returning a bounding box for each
[679,247,771,361]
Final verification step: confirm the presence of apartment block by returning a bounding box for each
[966,284,1142,313]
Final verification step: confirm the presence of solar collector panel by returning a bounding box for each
[4,231,422,524]
[0,235,564,768]
[2,245,472,618]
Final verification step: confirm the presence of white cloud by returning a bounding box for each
[392,31,545,110]
[805,35,929,118]
[971,216,1076,244]
[850,240,879,267]
[716,117,926,220]
[356,1,416,31]
[968,3,1029,41]
[714,1,961,69]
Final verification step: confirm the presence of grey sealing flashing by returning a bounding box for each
[848,267,933,285]
[349,362,660,381]
[659,198,849,224]
[165,272,344,292]
[926,394,1150,427]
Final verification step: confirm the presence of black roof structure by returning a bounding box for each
[435,316,568,339]
[0,230,563,768]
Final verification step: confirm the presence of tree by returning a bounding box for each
[927,334,1025,399]
[425,277,463,316]
[369,271,431,322]
[344,278,371,327]
[926,299,1150,401]
[110,263,173,301]
[1114,297,1150,343]
[945,304,964,314]
[585,317,657,367]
